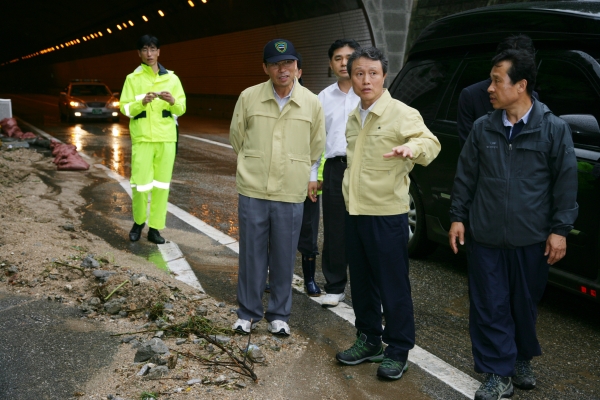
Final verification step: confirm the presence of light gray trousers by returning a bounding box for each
[236,194,303,323]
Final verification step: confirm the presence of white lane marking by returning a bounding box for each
[180,134,233,149]
[22,119,480,398]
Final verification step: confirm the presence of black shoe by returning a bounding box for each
[301,255,321,297]
[513,360,536,390]
[148,228,165,244]
[475,374,514,400]
[336,333,384,365]
[129,222,144,241]
[377,357,408,380]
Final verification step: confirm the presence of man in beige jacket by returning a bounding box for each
[229,39,325,336]
[335,47,440,380]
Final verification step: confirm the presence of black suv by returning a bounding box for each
[391,1,600,301]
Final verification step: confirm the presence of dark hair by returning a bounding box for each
[296,53,303,86]
[328,39,360,60]
[347,46,388,75]
[491,49,537,95]
[496,34,535,56]
[137,35,159,50]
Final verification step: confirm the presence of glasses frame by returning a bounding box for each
[266,59,296,69]
[140,47,159,54]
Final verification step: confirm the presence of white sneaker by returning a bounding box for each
[322,293,345,307]
[232,318,257,334]
[267,320,290,336]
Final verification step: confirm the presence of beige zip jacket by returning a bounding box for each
[230,79,325,203]
[343,90,441,215]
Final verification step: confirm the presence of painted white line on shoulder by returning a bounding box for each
[180,134,233,149]
[157,242,205,293]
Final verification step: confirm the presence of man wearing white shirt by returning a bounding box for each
[316,39,361,307]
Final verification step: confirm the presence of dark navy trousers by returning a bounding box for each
[467,239,549,377]
[297,195,320,257]
[345,213,415,362]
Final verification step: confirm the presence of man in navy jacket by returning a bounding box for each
[449,49,578,400]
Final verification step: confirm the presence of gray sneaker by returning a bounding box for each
[513,360,536,390]
[474,374,514,400]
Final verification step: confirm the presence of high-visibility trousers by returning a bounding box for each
[130,141,176,230]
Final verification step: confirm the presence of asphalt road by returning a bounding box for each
[3,93,600,400]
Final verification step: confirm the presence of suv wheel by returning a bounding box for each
[408,181,437,258]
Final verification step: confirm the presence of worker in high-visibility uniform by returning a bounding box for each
[120,34,186,244]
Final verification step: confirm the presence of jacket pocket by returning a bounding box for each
[287,153,311,197]
[284,117,312,154]
[359,161,397,206]
[237,149,266,192]
[513,140,551,178]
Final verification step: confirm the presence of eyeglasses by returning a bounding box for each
[140,47,158,54]
[266,59,296,69]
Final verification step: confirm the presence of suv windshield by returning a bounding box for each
[70,85,111,96]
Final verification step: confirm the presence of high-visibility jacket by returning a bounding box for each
[120,63,186,144]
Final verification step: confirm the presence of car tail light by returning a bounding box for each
[580,285,597,298]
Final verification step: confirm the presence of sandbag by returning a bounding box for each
[56,153,90,171]
[21,132,36,139]
[51,143,77,157]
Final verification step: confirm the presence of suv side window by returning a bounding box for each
[392,60,452,121]
[444,59,491,122]
[536,58,600,148]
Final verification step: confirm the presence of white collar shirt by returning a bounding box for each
[273,81,295,112]
[359,99,379,128]
[317,82,361,159]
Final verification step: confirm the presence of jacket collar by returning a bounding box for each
[487,98,551,135]
[350,89,392,123]
[136,63,169,76]
[259,78,303,107]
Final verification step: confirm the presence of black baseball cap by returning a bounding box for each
[263,39,298,63]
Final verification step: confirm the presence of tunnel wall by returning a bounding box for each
[46,9,373,119]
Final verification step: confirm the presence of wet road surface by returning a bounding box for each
[4,93,600,399]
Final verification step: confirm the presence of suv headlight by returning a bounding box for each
[107,100,120,109]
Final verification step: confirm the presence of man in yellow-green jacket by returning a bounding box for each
[120,34,186,244]
[335,47,440,380]
[230,39,325,337]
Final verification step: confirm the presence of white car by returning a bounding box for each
[58,80,120,122]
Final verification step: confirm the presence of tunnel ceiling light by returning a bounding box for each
[158,10,165,16]
[83,37,87,41]
[128,20,134,26]
[123,22,128,28]
[142,15,148,21]
[76,39,80,43]
[202,0,207,3]
[107,28,112,33]
[60,44,64,48]
[188,0,195,6]
[117,24,122,30]
[98,31,103,37]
